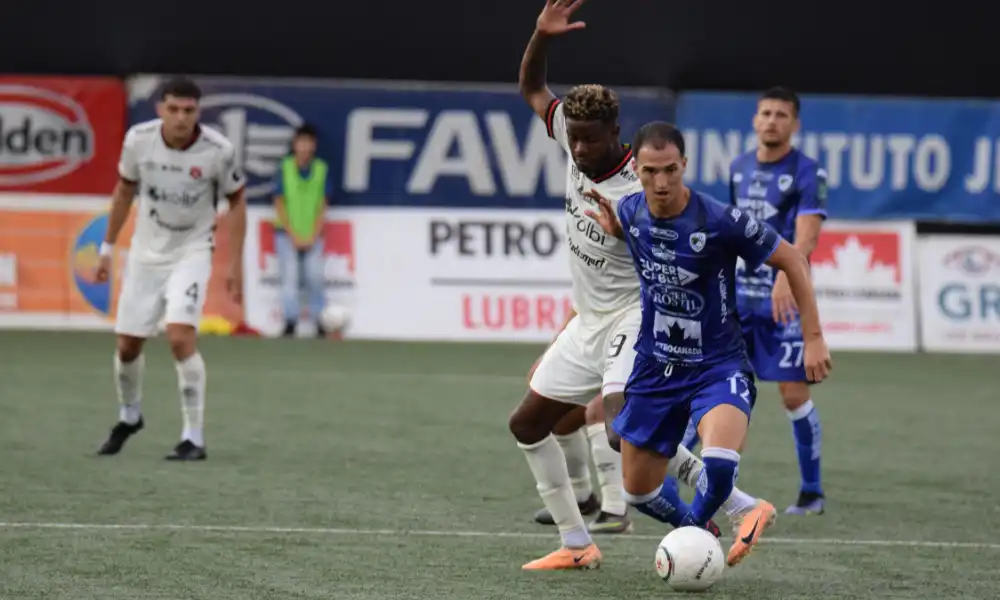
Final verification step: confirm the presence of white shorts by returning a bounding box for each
[529,307,641,405]
[114,250,212,337]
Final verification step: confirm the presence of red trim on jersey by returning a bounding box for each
[592,146,633,183]
[160,123,202,151]
[545,99,561,139]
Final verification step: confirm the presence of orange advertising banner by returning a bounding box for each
[0,202,242,329]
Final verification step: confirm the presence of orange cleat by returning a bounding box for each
[726,500,776,566]
[522,543,603,570]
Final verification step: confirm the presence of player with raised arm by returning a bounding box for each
[95,76,246,461]
[510,0,769,571]
[585,121,831,566]
[680,87,829,516]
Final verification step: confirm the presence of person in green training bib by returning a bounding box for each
[272,124,332,337]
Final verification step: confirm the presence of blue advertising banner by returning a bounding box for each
[676,92,1000,223]
[127,76,673,208]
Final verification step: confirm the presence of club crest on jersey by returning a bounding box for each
[778,174,793,192]
[189,166,202,179]
[689,232,706,253]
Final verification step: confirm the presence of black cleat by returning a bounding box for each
[165,440,207,461]
[97,419,144,455]
[534,493,601,525]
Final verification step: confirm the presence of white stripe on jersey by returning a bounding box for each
[118,119,245,265]
[547,101,642,322]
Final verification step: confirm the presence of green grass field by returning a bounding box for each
[1,331,998,599]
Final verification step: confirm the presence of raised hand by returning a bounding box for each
[583,189,623,239]
[536,0,588,36]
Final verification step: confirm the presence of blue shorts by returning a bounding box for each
[612,356,757,458]
[739,310,808,383]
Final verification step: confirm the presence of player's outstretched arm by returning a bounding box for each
[766,240,832,382]
[518,0,587,119]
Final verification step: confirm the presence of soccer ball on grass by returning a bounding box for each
[319,304,352,333]
[654,526,725,592]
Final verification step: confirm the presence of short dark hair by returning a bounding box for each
[759,86,800,116]
[563,84,619,124]
[294,123,318,139]
[632,121,686,159]
[160,76,201,101]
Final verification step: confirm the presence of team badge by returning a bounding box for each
[689,232,706,252]
[189,166,203,179]
[778,174,793,192]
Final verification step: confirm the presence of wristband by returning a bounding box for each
[99,242,113,257]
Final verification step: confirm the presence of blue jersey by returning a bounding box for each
[616,190,782,374]
[729,149,827,313]
[611,190,781,457]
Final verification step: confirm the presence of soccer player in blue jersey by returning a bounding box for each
[681,87,829,516]
[584,121,832,566]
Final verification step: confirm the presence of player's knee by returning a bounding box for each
[510,390,570,445]
[552,406,585,436]
[508,406,545,446]
[116,335,144,363]
[165,324,198,361]
[509,411,546,445]
[778,382,810,410]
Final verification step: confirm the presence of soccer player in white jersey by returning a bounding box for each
[509,0,769,570]
[95,76,246,461]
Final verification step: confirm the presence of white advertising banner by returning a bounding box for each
[810,220,918,351]
[244,206,574,342]
[918,235,1000,353]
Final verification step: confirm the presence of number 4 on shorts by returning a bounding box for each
[185,283,199,303]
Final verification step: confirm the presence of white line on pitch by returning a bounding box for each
[0,522,996,550]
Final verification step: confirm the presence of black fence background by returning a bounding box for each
[4,0,1000,97]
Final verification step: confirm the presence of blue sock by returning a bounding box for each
[623,477,693,528]
[789,400,823,495]
[688,447,740,526]
[680,418,700,450]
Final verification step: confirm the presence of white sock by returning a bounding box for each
[586,423,626,516]
[668,443,703,487]
[671,444,758,516]
[519,435,592,549]
[114,353,144,425]
[555,429,593,504]
[175,352,206,447]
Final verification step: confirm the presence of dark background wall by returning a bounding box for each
[5,0,999,97]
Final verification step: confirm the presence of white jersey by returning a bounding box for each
[117,119,245,265]
[545,100,643,322]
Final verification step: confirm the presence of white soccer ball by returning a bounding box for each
[655,526,725,592]
[319,304,351,332]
